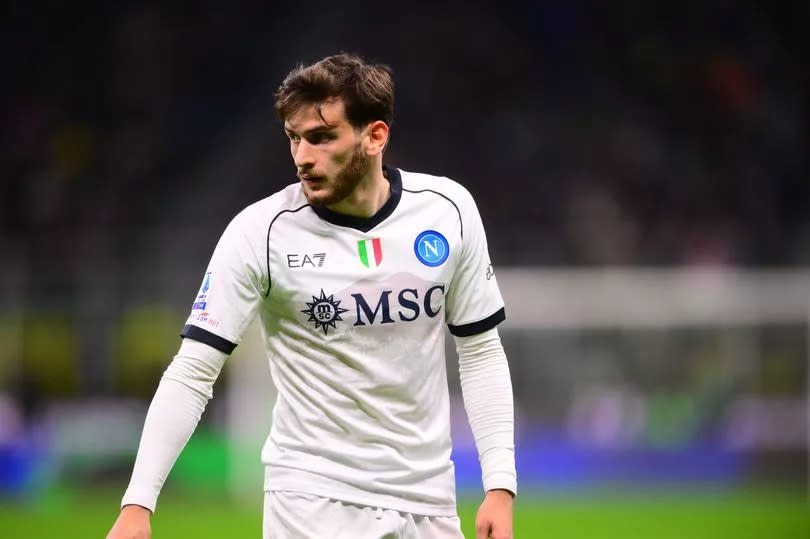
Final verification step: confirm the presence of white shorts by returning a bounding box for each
[263,491,464,539]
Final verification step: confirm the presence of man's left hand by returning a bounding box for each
[474,488,513,539]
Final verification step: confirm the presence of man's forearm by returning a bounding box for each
[121,338,227,512]
[455,327,516,495]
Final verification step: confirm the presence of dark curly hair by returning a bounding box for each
[274,53,394,130]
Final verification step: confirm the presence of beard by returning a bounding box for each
[302,144,370,207]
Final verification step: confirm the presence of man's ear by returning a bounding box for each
[365,120,389,156]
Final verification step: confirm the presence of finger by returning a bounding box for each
[490,522,513,539]
[475,519,491,539]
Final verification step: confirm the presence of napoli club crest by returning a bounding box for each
[414,230,449,267]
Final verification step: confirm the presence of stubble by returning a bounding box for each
[304,143,370,207]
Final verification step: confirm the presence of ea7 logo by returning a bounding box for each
[287,253,326,268]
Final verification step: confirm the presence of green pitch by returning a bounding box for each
[0,486,807,538]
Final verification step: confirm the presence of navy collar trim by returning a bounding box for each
[310,166,402,232]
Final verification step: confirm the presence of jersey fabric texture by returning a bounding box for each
[180,167,505,517]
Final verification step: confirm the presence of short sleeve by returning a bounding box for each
[180,211,265,354]
[445,188,505,336]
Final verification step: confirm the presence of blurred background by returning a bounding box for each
[1,1,808,537]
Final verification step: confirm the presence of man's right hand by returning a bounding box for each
[106,504,152,539]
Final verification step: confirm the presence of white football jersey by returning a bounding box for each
[181,167,505,516]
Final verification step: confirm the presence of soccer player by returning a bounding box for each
[107,53,515,539]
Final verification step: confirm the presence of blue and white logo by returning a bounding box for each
[192,272,212,311]
[201,271,211,293]
[414,230,449,267]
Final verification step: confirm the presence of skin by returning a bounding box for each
[476,488,514,539]
[285,98,390,217]
[106,97,513,539]
[106,504,150,539]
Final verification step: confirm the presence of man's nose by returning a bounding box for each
[293,140,315,169]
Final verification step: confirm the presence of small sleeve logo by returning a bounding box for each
[192,272,212,310]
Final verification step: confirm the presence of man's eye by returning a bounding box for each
[288,134,300,143]
[309,133,333,144]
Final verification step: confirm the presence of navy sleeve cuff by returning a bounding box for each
[180,324,237,355]
[448,307,506,337]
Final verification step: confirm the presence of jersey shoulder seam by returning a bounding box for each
[401,186,464,240]
[264,202,311,297]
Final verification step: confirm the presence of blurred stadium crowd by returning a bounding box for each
[2,1,808,270]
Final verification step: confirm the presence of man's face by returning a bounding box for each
[284,99,370,207]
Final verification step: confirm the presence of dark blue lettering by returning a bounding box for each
[424,285,445,318]
[352,291,394,326]
[397,288,420,321]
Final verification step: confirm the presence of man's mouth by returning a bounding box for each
[299,174,324,184]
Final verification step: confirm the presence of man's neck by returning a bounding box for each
[327,166,390,218]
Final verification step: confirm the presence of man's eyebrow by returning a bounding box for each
[284,125,337,136]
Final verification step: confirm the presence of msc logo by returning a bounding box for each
[301,289,349,335]
[352,285,445,326]
[414,230,449,267]
[302,285,446,334]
